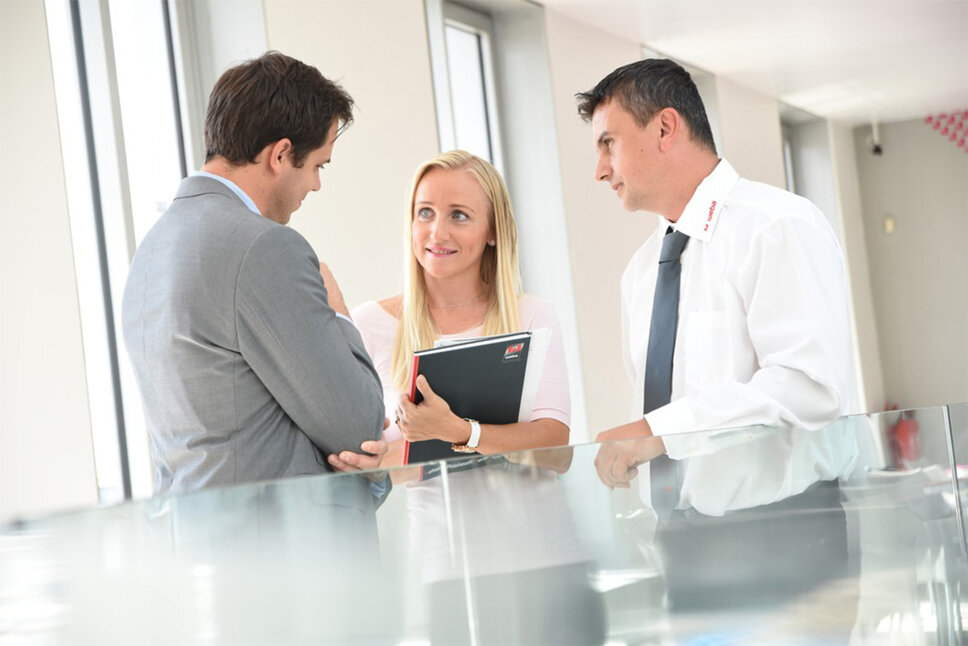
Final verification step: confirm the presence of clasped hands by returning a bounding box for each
[394,375,469,445]
[594,419,667,490]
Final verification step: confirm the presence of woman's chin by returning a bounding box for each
[419,263,462,281]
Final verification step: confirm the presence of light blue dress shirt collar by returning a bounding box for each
[192,170,261,215]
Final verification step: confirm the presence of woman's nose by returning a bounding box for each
[429,218,447,240]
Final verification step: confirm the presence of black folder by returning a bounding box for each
[402,330,548,479]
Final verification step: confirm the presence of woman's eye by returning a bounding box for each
[452,211,468,222]
[416,208,434,220]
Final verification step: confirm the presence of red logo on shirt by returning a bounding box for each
[703,200,717,232]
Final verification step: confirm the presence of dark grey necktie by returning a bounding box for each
[645,227,689,518]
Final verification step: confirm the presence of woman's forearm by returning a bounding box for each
[473,418,569,455]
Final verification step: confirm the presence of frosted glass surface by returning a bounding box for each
[1,407,965,644]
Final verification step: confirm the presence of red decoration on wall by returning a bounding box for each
[924,108,968,151]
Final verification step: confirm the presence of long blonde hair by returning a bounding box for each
[391,150,522,391]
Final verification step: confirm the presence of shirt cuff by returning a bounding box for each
[644,399,702,459]
[369,475,391,505]
[646,398,774,460]
[335,312,356,327]
[645,398,698,435]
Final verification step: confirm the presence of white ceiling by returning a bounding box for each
[540,0,968,126]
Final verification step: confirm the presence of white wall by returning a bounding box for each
[545,9,653,432]
[853,119,968,408]
[263,0,440,309]
[0,0,98,519]
[829,122,886,412]
[714,76,786,188]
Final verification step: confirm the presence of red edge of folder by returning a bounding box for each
[402,355,421,466]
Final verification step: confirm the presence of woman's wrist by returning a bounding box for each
[449,415,472,444]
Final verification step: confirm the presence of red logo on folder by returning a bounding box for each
[504,343,524,361]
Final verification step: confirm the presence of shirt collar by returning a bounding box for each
[666,158,739,242]
[192,170,262,216]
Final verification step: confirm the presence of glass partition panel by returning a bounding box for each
[945,402,968,542]
[1,407,965,644]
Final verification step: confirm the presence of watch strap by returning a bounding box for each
[451,418,481,453]
[465,418,481,448]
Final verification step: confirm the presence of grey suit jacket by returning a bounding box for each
[122,175,385,494]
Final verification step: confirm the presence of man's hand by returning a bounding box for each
[328,438,389,482]
[594,419,666,490]
[318,262,349,317]
[395,376,468,444]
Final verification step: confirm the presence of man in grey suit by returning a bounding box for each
[122,51,386,494]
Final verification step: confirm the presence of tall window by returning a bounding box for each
[426,1,504,170]
[45,0,186,501]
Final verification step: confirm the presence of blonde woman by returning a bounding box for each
[339,150,571,469]
[329,153,603,643]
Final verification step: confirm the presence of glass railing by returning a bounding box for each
[944,402,968,547]
[1,406,965,644]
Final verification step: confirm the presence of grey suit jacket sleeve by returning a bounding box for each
[235,225,385,455]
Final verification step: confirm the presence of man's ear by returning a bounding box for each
[265,138,293,174]
[657,108,681,152]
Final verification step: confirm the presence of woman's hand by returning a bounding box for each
[318,262,349,317]
[395,375,470,444]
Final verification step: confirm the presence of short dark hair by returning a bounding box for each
[204,51,354,167]
[576,58,716,154]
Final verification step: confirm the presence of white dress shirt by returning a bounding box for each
[622,159,858,515]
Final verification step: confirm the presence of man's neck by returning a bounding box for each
[662,151,720,223]
[201,158,269,214]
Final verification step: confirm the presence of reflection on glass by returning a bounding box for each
[1,408,965,644]
[409,454,605,644]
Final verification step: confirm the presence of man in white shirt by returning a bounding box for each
[578,59,858,514]
[577,58,860,614]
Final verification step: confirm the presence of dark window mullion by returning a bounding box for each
[161,0,188,179]
[69,0,132,500]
